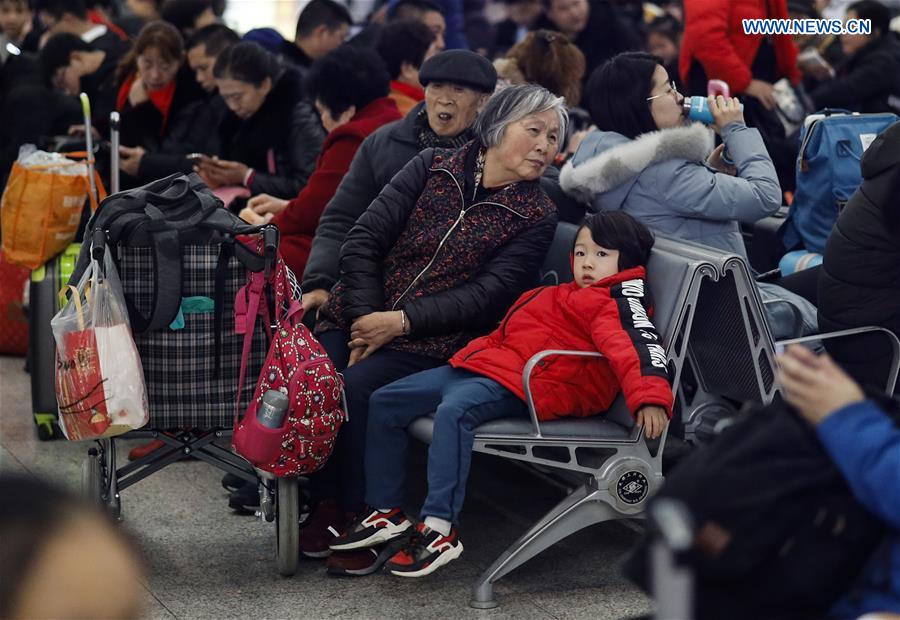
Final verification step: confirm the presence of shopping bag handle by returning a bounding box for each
[62,285,86,331]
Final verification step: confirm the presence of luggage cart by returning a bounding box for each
[78,108,310,575]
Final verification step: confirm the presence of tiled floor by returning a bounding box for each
[0,355,652,619]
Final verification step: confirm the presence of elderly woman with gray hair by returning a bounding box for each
[305,84,566,572]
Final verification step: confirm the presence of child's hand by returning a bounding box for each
[636,405,668,440]
[776,345,864,426]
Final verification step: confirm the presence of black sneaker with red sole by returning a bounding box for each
[329,507,412,551]
[385,522,464,577]
[326,539,407,577]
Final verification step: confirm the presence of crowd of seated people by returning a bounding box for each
[1,0,899,611]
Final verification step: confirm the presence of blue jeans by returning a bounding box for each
[312,330,442,512]
[365,365,527,523]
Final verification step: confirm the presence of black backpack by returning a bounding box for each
[71,173,275,333]
[624,394,899,620]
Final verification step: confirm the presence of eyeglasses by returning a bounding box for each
[646,81,679,102]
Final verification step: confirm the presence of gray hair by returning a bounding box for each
[474,83,569,149]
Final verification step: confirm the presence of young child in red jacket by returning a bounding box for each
[328,211,674,577]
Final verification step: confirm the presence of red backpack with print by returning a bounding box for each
[233,254,345,477]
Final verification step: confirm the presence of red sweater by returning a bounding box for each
[450,267,674,421]
[272,97,401,276]
[679,0,800,94]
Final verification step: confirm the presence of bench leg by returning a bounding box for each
[470,480,624,609]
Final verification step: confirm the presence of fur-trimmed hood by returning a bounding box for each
[560,123,715,204]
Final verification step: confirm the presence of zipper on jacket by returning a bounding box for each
[462,347,486,361]
[499,286,547,337]
[391,168,527,310]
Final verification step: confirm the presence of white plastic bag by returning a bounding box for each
[51,244,149,440]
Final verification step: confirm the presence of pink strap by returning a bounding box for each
[233,252,302,429]
[266,148,276,174]
[235,273,264,428]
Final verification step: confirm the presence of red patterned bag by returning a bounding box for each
[233,255,345,477]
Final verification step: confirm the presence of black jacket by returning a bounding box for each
[818,120,900,376]
[136,94,228,182]
[492,20,520,57]
[0,52,43,182]
[301,101,422,293]
[317,141,558,360]
[533,0,643,79]
[810,34,900,114]
[278,39,314,84]
[217,67,325,198]
[301,101,584,293]
[82,50,123,137]
[118,66,206,184]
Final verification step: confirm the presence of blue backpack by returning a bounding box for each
[781,110,898,253]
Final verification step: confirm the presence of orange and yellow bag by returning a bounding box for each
[1,151,105,269]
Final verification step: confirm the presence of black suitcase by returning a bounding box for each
[28,243,80,439]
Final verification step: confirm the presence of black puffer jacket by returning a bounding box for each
[301,102,422,293]
[818,120,900,383]
[218,67,325,198]
[316,140,558,360]
[301,101,582,294]
[811,33,900,114]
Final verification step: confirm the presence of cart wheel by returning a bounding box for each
[82,448,102,504]
[275,477,299,576]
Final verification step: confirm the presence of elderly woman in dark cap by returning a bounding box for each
[299,49,501,313]
[304,84,567,574]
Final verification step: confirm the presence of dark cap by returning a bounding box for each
[419,49,497,93]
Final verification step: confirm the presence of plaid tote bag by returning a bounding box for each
[119,244,268,428]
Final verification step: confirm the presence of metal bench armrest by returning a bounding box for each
[777,326,900,394]
[522,349,645,442]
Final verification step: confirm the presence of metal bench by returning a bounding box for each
[407,223,778,608]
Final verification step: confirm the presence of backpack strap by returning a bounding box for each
[233,257,299,427]
[129,203,188,332]
[235,271,266,428]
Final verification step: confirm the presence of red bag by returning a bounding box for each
[0,255,30,355]
[53,285,112,439]
[233,255,345,477]
[51,249,149,441]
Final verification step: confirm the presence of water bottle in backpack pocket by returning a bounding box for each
[232,251,346,478]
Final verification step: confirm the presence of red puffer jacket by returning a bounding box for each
[272,97,401,277]
[450,267,674,421]
[679,0,800,94]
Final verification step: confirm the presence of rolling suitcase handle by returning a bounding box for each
[79,93,99,205]
[110,111,120,195]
